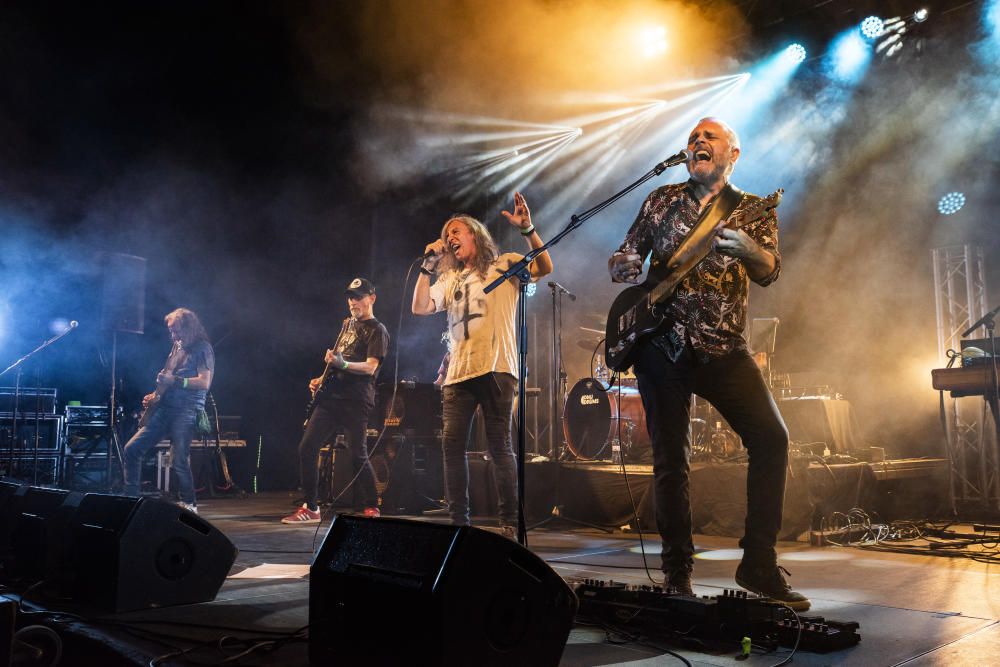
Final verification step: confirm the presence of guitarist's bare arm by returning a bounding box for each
[609,252,644,283]
[324,349,381,376]
[714,227,776,282]
[158,369,213,391]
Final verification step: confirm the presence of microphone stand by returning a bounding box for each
[0,324,78,483]
[485,154,685,546]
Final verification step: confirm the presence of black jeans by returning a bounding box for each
[441,372,518,526]
[298,398,377,510]
[633,343,789,572]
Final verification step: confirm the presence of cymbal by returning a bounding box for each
[584,313,608,327]
[578,326,604,335]
[577,337,603,352]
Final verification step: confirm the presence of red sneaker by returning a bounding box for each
[363,507,381,518]
[281,504,320,524]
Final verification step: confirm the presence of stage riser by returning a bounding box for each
[522,459,949,537]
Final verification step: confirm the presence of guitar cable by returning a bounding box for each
[588,338,661,586]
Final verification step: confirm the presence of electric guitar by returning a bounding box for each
[138,341,181,428]
[302,319,355,428]
[604,189,783,372]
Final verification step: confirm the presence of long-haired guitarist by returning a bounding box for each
[607,118,809,610]
[123,307,214,513]
[281,277,389,525]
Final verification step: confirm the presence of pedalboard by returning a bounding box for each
[573,579,860,654]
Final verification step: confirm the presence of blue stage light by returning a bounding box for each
[937,192,966,215]
[827,30,873,83]
[525,282,537,298]
[987,0,1000,36]
[860,16,885,40]
[785,43,807,64]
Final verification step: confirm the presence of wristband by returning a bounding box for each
[419,266,432,276]
[519,225,535,236]
[341,359,349,370]
[182,378,189,389]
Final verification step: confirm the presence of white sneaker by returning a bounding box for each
[178,501,198,514]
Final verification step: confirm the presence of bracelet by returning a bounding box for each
[520,225,535,236]
[341,359,349,370]
[182,378,189,389]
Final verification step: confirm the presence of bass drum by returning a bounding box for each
[562,379,649,461]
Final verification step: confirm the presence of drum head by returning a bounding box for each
[563,379,611,460]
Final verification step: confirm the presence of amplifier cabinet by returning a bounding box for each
[0,416,65,452]
[0,455,60,485]
[65,405,111,425]
[0,387,57,414]
[63,454,110,491]
[65,423,109,456]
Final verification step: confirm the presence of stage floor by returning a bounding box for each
[23,492,1000,666]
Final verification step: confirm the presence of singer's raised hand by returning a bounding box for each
[500,191,532,230]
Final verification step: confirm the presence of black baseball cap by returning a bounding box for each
[345,277,375,298]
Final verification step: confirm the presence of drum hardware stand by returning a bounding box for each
[548,282,570,460]
[487,152,688,545]
[0,322,78,483]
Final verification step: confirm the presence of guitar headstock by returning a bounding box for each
[730,188,784,229]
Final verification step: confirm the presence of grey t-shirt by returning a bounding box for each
[161,339,215,410]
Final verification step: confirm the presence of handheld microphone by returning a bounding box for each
[655,149,693,173]
[548,281,576,301]
[421,249,440,259]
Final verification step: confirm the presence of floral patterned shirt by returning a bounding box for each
[614,180,781,363]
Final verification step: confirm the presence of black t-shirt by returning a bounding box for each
[323,316,390,407]
[161,339,215,410]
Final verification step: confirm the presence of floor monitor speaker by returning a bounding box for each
[67,494,237,611]
[309,515,577,666]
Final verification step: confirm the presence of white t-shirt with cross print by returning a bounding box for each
[429,252,531,386]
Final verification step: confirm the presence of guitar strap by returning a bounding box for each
[649,182,744,303]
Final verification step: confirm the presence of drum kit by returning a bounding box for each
[559,315,744,464]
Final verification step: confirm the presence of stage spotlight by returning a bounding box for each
[638,25,669,58]
[937,192,966,215]
[860,16,885,40]
[49,318,72,335]
[525,282,537,298]
[914,9,929,22]
[784,43,807,64]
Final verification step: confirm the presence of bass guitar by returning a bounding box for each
[604,189,783,372]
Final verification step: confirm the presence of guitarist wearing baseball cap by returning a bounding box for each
[282,277,389,524]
